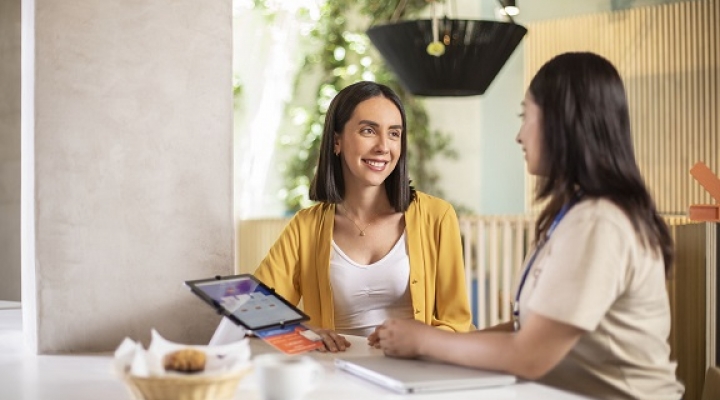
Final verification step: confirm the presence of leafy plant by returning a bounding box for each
[260,0,459,211]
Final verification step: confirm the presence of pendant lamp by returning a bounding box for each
[367,18,527,96]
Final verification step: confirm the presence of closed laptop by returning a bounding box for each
[335,355,516,394]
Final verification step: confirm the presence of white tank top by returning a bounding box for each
[330,232,414,337]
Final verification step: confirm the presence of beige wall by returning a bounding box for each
[22,0,234,353]
[0,0,21,301]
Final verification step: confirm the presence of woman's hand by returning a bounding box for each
[367,326,384,348]
[313,329,351,352]
[376,318,433,358]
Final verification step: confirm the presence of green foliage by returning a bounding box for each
[277,0,458,211]
[232,74,242,100]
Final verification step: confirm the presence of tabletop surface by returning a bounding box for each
[0,307,592,400]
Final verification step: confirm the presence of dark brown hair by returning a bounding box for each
[529,52,673,275]
[309,81,413,211]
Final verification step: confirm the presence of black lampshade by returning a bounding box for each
[367,19,527,96]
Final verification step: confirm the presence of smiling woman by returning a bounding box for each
[273,0,458,213]
[331,97,403,198]
[214,81,474,352]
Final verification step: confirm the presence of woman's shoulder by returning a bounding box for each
[569,197,634,233]
[407,191,457,223]
[411,191,454,211]
[288,202,333,225]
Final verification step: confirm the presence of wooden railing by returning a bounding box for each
[459,215,534,328]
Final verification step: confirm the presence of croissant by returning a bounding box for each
[163,348,206,373]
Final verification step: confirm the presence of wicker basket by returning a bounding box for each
[124,369,249,400]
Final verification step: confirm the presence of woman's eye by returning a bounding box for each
[361,128,374,135]
[390,131,402,138]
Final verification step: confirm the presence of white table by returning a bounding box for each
[0,308,592,399]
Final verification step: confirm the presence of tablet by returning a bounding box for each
[185,274,310,331]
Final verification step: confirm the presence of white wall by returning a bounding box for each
[0,0,22,301]
[423,0,526,215]
[22,0,234,353]
[477,47,527,215]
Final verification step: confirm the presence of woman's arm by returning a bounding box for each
[253,208,351,352]
[377,312,584,380]
[475,321,514,332]
[430,204,474,332]
[368,317,508,348]
[253,218,303,305]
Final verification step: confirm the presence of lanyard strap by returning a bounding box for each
[512,196,581,331]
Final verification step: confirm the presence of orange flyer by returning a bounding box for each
[255,324,324,355]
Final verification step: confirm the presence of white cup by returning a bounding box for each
[254,354,323,400]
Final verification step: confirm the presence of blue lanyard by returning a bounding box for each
[512,197,581,331]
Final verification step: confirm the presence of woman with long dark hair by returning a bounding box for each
[215,81,473,351]
[376,53,684,400]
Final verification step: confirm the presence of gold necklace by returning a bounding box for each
[340,204,372,236]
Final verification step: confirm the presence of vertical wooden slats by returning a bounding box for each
[237,218,290,273]
[488,220,500,326]
[461,218,473,314]
[475,219,487,327]
[706,223,718,372]
[711,0,716,175]
[672,221,710,400]
[501,220,513,322]
[458,215,533,329]
[524,0,719,216]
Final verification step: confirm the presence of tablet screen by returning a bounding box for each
[186,274,308,331]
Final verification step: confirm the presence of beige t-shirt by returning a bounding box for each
[517,198,684,400]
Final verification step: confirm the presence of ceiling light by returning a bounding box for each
[499,0,520,17]
[367,18,527,96]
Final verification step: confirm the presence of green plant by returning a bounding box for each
[258,0,458,211]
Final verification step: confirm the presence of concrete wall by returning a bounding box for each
[22,0,234,353]
[0,0,22,301]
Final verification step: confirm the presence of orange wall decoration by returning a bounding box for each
[689,162,720,221]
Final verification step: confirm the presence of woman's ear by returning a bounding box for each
[333,133,341,156]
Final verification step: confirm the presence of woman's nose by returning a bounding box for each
[374,135,390,153]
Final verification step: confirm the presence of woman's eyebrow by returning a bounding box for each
[357,119,379,127]
[357,120,403,131]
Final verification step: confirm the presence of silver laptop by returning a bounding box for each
[335,355,516,394]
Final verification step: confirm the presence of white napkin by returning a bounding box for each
[209,317,248,346]
[114,329,251,378]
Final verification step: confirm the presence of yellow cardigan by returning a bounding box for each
[254,191,473,333]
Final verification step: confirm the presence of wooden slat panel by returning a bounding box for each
[459,215,535,329]
[671,222,709,400]
[237,218,290,273]
[524,0,720,216]
[706,223,718,370]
